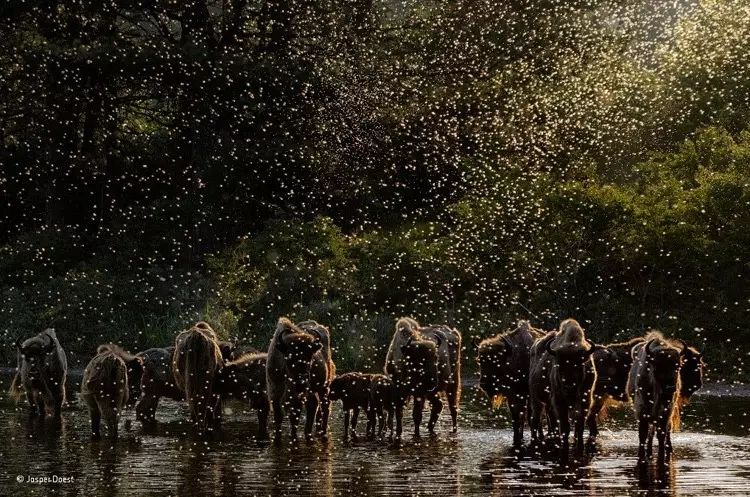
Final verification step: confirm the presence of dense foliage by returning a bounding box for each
[1,1,748,379]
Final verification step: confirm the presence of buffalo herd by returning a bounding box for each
[9,317,704,465]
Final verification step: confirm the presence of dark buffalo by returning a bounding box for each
[135,346,184,422]
[586,337,646,439]
[477,320,545,445]
[328,372,374,440]
[266,318,335,441]
[96,344,145,407]
[368,374,395,440]
[628,332,687,464]
[10,329,67,418]
[529,319,601,453]
[385,317,461,438]
[172,321,224,431]
[81,348,131,438]
[215,351,270,440]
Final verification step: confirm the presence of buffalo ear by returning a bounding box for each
[545,339,556,357]
[434,331,446,348]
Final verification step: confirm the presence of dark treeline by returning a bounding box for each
[1,1,748,378]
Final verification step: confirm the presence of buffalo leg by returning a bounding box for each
[666,429,673,457]
[366,406,375,438]
[272,398,284,440]
[647,425,654,458]
[557,404,570,452]
[586,396,604,439]
[530,400,543,442]
[574,407,586,454]
[257,398,270,440]
[376,406,385,438]
[446,383,459,433]
[136,394,159,423]
[387,408,394,437]
[343,409,351,440]
[427,393,443,435]
[509,397,525,446]
[317,391,331,438]
[395,399,404,439]
[637,419,649,464]
[26,391,38,416]
[288,396,303,440]
[304,395,318,439]
[351,407,361,440]
[412,397,424,437]
[546,407,559,440]
[53,391,64,419]
[89,404,102,438]
[102,403,118,439]
[656,428,666,463]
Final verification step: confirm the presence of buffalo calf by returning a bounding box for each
[329,372,374,440]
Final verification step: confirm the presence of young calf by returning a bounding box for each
[328,372,374,440]
[368,374,395,439]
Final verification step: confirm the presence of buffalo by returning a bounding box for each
[266,318,335,441]
[328,372,374,440]
[9,329,67,418]
[96,344,145,407]
[529,319,601,453]
[476,320,545,445]
[385,317,462,438]
[586,337,646,439]
[627,332,687,464]
[215,351,270,440]
[172,321,224,431]
[368,374,395,440]
[81,347,135,438]
[135,346,184,423]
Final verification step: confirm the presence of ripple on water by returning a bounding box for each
[0,395,749,496]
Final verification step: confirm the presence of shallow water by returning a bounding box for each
[0,388,748,497]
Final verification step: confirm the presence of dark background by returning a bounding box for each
[1,1,747,379]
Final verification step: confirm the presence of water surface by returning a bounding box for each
[0,387,748,496]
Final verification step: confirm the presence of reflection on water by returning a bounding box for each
[0,389,749,496]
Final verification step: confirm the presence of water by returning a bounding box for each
[0,385,748,497]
